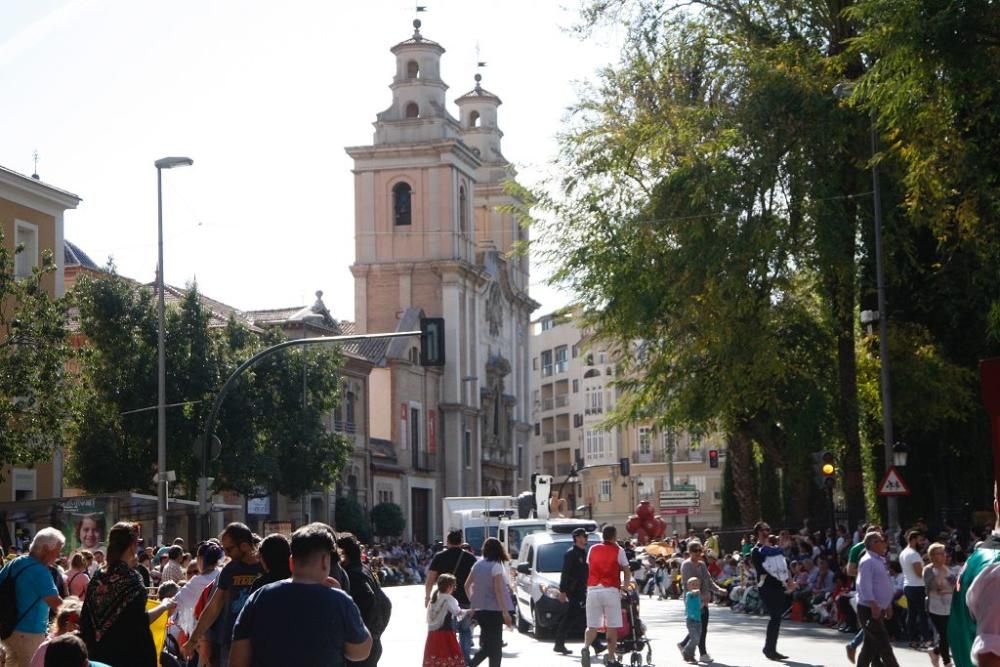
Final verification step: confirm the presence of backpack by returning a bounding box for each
[0,558,43,640]
[364,566,392,637]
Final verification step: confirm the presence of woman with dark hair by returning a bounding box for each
[79,521,156,667]
[250,534,292,593]
[465,537,513,667]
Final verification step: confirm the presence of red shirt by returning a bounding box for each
[587,542,626,588]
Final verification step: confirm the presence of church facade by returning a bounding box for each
[346,20,537,544]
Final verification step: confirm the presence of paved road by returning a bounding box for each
[379,584,934,667]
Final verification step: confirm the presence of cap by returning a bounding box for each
[572,527,588,537]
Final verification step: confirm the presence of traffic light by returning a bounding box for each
[821,451,836,489]
[419,317,445,366]
[619,457,630,477]
[708,449,719,468]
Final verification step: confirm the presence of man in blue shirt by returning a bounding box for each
[0,527,65,667]
[230,524,372,667]
[855,532,899,667]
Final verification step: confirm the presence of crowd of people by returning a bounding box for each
[0,521,390,667]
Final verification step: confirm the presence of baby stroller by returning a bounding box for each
[614,586,654,666]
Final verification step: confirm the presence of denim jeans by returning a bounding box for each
[457,612,474,665]
[683,619,702,659]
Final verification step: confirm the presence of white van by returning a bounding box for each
[513,520,599,637]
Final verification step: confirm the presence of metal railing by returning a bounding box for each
[631,449,667,464]
[333,419,357,434]
[555,429,571,442]
[554,394,570,408]
[541,397,554,411]
[543,433,555,444]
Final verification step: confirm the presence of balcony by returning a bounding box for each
[555,429,571,442]
[412,451,436,471]
[555,463,573,476]
[541,397,555,411]
[554,394,570,408]
[483,448,514,466]
[632,449,667,464]
[543,432,555,444]
[584,407,603,416]
[333,419,357,434]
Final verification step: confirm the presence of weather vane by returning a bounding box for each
[475,42,486,69]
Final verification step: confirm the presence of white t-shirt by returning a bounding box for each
[967,562,1000,665]
[899,546,924,587]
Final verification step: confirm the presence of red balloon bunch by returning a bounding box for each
[624,500,667,545]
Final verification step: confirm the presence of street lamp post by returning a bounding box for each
[154,156,193,546]
[833,83,898,533]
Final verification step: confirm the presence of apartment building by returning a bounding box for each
[531,310,726,533]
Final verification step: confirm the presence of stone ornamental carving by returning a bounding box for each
[486,281,503,337]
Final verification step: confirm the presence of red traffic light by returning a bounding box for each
[708,449,719,468]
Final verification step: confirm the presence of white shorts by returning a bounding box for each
[586,586,623,629]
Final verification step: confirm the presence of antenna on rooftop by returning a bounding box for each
[31,150,40,180]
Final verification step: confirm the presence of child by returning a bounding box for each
[423,573,471,667]
[761,536,791,586]
[680,577,702,664]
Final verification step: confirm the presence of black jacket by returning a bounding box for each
[343,561,377,631]
[559,544,589,600]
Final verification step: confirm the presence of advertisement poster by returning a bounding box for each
[61,498,110,554]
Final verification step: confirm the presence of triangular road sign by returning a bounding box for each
[878,466,911,496]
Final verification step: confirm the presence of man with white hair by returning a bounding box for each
[0,527,65,666]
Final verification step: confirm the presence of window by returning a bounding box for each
[517,445,524,480]
[598,352,607,364]
[572,379,579,393]
[573,414,583,428]
[638,427,652,455]
[410,407,421,452]
[393,182,412,226]
[585,429,606,461]
[554,346,568,373]
[345,391,356,427]
[534,422,540,436]
[585,353,594,366]
[14,221,38,279]
[406,60,419,78]
[585,386,603,415]
[469,110,480,128]
[464,430,472,469]
[598,479,612,502]
[572,345,579,358]
[541,318,555,331]
[532,357,538,370]
[540,350,553,377]
[405,102,420,119]
[459,186,468,233]
[377,488,394,504]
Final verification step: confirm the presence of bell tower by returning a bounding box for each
[347,20,480,336]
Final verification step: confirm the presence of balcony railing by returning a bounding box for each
[483,448,514,466]
[632,449,667,464]
[556,463,573,476]
[584,407,603,416]
[554,394,570,408]
[541,397,555,411]
[543,433,555,444]
[412,451,436,471]
[333,419,357,434]
[555,429,571,442]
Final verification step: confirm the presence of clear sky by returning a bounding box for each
[0,0,621,321]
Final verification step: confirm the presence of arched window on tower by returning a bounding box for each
[469,111,480,128]
[405,102,420,119]
[407,60,420,79]
[459,186,468,234]
[393,182,412,226]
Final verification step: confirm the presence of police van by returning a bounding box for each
[513,519,599,637]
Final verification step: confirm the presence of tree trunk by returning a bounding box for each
[727,430,760,526]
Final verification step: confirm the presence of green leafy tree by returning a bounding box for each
[335,496,372,543]
[68,270,352,499]
[370,502,406,538]
[0,238,74,474]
